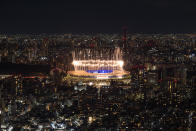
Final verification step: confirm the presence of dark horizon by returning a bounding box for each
[0,0,196,34]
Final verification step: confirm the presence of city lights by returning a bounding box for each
[0,32,195,130]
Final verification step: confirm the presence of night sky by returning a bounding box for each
[0,0,196,34]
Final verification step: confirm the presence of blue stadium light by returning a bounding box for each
[86,70,113,74]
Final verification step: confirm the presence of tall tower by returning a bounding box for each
[122,26,130,69]
[43,38,49,57]
[122,26,128,51]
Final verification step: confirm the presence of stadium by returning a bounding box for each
[68,47,130,79]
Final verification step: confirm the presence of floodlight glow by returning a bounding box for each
[72,61,79,65]
[117,60,124,67]
[72,60,124,71]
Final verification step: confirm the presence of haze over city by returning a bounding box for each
[0,0,196,33]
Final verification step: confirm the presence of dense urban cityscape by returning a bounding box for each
[0,33,195,130]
